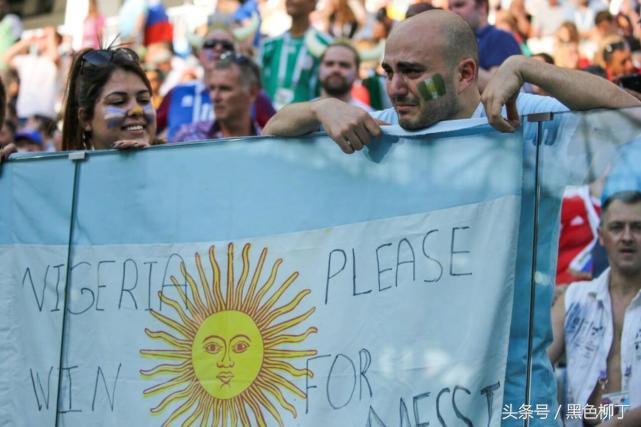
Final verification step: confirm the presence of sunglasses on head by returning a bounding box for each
[80,48,140,74]
[218,51,252,65]
[202,38,235,51]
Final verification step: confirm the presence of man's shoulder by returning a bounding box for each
[369,107,398,124]
[565,269,609,306]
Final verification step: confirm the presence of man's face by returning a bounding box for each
[319,45,359,97]
[449,0,483,30]
[607,48,635,79]
[209,66,254,123]
[381,34,459,130]
[199,29,235,73]
[599,199,641,277]
[285,0,316,19]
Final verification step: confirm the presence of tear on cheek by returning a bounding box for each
[143,103,156,124]
[104,106,127,129]
[418,74,447,101]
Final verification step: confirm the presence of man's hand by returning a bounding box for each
[312,98,385,154]
[481,55,526,133]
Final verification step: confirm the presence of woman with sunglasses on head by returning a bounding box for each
[61,47,158,151]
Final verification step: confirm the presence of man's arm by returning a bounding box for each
[262,98,383,154]
[547,290,565,365]
[482,55,641,132]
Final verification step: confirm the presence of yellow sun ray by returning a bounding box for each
[209,246,225,312]
[141,243,317,426]
[148,308,194,339]
[179,261,208,321]
[255,376,298,416]
[140,361,190,378]
[264,307,316,339]
[195,252,216,317]
[162,391,200,427]
[242,247,267,306]
[257,289,311,328]
[144,329,191,349]
[143,371,193,397]
[167,278,204,327]
[263,359,314,378]
[140,349,191,361]
[255,271,299,320]
[251,387,285,427]
[233,244,251,311]
[248,258,282,313]
[261,370,307,399]
[264,326,318,347]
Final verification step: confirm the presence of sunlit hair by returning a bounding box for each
[601,190,641,221]
[215,52,261,89]
[61,47,152,151]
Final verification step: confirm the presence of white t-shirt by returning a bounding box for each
[14,55,58,119]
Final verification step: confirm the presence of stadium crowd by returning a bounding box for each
[1,0,641,425]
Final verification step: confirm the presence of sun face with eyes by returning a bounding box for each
[192,311,264,399]
[140,243,318,426]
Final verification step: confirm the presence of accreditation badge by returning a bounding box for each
[274,88,295,110]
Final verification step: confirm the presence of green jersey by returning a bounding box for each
[259,29,331,110]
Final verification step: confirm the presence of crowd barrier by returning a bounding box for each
[1,107,640,426]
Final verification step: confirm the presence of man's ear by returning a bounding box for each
[456,58,477,93]
[77,108,91,132]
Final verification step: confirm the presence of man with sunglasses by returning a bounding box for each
[157,27,275,142]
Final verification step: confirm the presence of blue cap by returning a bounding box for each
[14,129,43,147]
[601,139,641,205]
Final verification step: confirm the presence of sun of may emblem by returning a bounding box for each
[140,243,318,426]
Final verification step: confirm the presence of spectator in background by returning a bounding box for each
[574,0,595,39]
[507,0,531,42]
[553,21,590,69]
[3,27,61,122]
[596,35,636,81]
[159,25,274,142]
[233,0,262,48]
[323,0,366,39]
[495,9,531,55]
[531,0,575,38]
[144,64,164,109]
[549,190,641,426]
[173,53,263,142]
[615,13,641,52]
[13,128,44,152]
[144,0,173,47]
[0,0,21,69]
[119,0,148,46]
[405,2,437,19]
[259,0,331,109]
[0,73,15,162]
[449,0,521,90]
[318,41,372,111]
[81,0,105,49]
